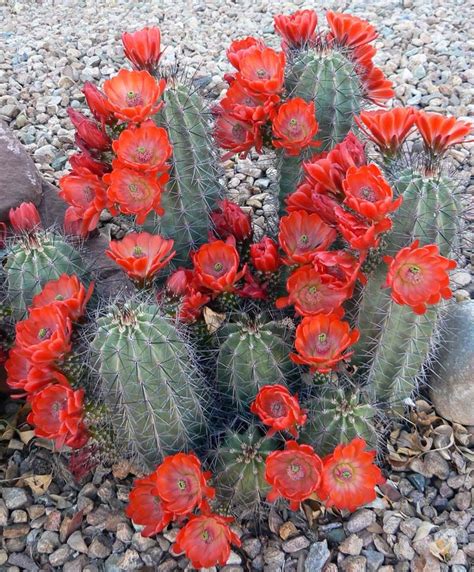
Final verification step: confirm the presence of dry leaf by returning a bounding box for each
[18,430,35,445]
[413,521,436,542]
[279,521,297,540]
[24,474,52,494]
[203,307,226,333]
[429,537,455,562]
[7,439,24,451]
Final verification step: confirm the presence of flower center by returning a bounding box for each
[177,479,187,491]
[128,182,145,199]
[406,265,422,283]
[133,246,144,258]
[334,463,354,482]
[134,145,153,163]
[214,262,224,273]
[82,185,94,203]
[287,462,306,481]
[201,529,212,543]
[308,285,319,296]
[38,327,52,340]
[314,332,329,353]
[55,294,65,301]
[256,68,268,78]
[270,399,288,417]
[359,185,376,202]
[232,123,246,141]
[126,90,143,106]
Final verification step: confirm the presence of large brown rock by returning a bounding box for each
[430,301,474,425]
[0,121,43,220]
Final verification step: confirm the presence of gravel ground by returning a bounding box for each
[0,0,473,570]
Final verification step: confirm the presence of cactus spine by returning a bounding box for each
[91,302,209,467]
[216,318,296,412]
[4,231,88,320]
[214,425,277,518]
[148,82,223,264]
[355,170,458,407]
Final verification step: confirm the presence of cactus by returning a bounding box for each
[91,301,209,467]
[354,169,459,407]
[216,317,297,412]
[279,50,363,203]
[300,384,378,456]
[4,231,88,320]
[146,82,224,265]
[214,425,278,518]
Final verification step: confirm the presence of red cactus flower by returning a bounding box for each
[122,27,162,73]
[210,199,252,242]
[217,80,277,124]
[15,304,72,365]
[335,206,392,252]
[415,111,472,155]
[155,453,215,516]
[361,66,395,105]
[251,385,307,438]
[67,108,111,152]
[326,11,377,48]
[27,384,88,449]
[237,268,268,300]
[279,211,336,265]
[351,43,377,73]
[32,275,94,321]
[355,108,417,155]
[237,46,286,96]
[69,151,110,177]
[272,98,320,155]
[276,265,349,317]
[343,164,402,222]
[286,182,340,225]
[103,69,166,123]
[214,113,260,158]
[178,290,210,323]
[112,121,172,173]
[291,315,360,373]
[59,172,108,233]
[193,240,245,293]
[104,168,167,224]
[265,440,323,510]
[106,232,175,283]
[383,240,456,314]
[227,37,265,70]
[317,437,385,512]
[313,250,366,288]
[166,268,194,297]
[83,82,115,125]
[274,10,318,49]
[126,474,173,537]
[9,202,41,233]
[172,510,241,569]
[250,236,280,273]
[63,207,90,238]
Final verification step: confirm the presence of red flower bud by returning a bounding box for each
[67,108,111,152]
[250,236,280,273]
[83,82,115,125]
[9,202,41,233]
[210,199,252,242]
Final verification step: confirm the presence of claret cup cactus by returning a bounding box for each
[1,8,472,566]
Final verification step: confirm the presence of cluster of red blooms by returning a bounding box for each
[214,9,395,159]
[126,453,240,569]
[250,384,385,511]
[58,27,170,236]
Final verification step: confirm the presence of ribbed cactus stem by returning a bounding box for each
[355,170,458,407]
[91,302,209,467]
[147,83,223,264]
[4,231,88,320]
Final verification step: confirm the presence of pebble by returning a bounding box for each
[340,534,364,556]
[67,530,89,554]
[347,509,376,533]
[88,534,112,558]
[2,488,28,510]
[49,545,73,567]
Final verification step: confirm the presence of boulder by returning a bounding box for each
[430,300,474,425]
[0,121,43,220]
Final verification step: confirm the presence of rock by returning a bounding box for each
[242,537,261,559]
[44,509,62,531]
[2,487,28,510]
[88,534,112,558]
[451,271,472,288]
[305,540,330,572]
[363,549,385,572]
[37,530,61,554]
[3,524,30,538]
[67,530,88,554]
[0,550,7,566]
[116,548,142,570]
[282,535,310,553]
[341,556,367,572]
[393,534,415,561]
[0,501,9,526]
[49,545,72,567]
[131,532,156,552]
[430,301,474,425]
[340,534,364,556]
[346,509,376,533]
[11,510,27,523]
[7,553,39,571]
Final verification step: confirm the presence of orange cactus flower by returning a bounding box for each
[415,111,472,155]
[317,437,385,512]
[250,236,280,273]
[355,108,417,155]
[279,211,337,265]
[126,474,173,537]
[9,202,41,233]
[274,10,318,49]
[83,82,115,125]
[69,150,110,177]
[326,11,377,48]
[106,232,175,284]
[217,79,273,124]
[122,27,163,73]
[313,250,366,288]
[286,182,340,225]
[178,290,211,323]
[112,121,172,173]
[291,314,360,373]
[171,510,241,569]
[27,384,88,449]
[360,65,395,105]
[343,164,402,222]
[154,453,215,516]
[104,168,167,224]
[250,385,307,438]
[214,113,261,157]
[166,268,194,297]
[31,275,94,322]
[103,69,166,123]
[265,440,323,510]
[15,304,72,365]
[272,98,320,156]
[193,240,245,293]
[276,265,349,317]
[227,36,265,70]
[335,206,392,252]
[210,199,252,242]
[237,46,286,96]
[59,172,108,233]
[383,240,456,314]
